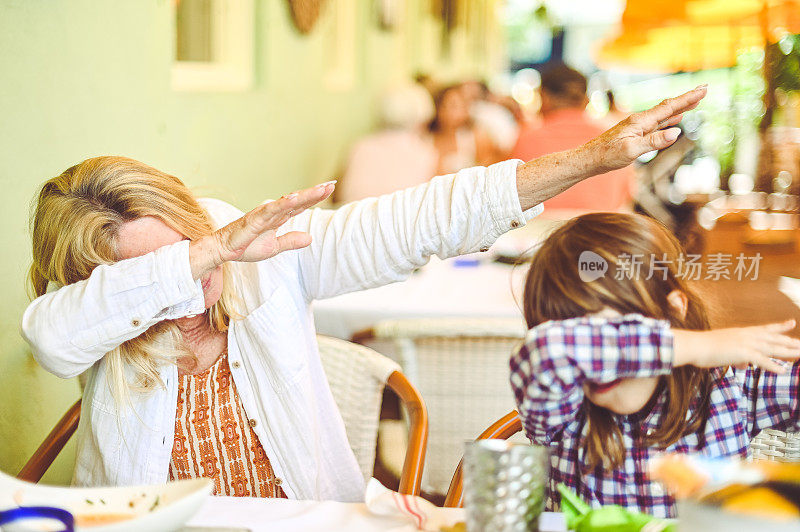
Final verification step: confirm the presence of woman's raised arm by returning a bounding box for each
[515,85,708,210]
[287,160,539,301]
[284,88,709,301]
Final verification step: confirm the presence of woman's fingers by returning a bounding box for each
[248,181,336,233]
[214,181,335,262]
[640,85,707,128]
[275,231,313,253]
[733,321,800,371]
[766,347,800,361]
[657,113,684,129]
[645,127,682,151]
[289,180,336,212]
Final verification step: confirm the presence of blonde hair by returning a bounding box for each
[523,213,713,470]
[29,156,237,407]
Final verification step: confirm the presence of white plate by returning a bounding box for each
[0,470,212,532]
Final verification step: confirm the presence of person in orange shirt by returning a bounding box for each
[512,64,635,212]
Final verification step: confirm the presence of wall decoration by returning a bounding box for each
[432,0,459,55]
[323,0,358,90]
[287,0,328,34]
[376,0,402,31]
[171,0,254,92]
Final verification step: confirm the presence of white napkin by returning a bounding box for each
[364,479,453,531]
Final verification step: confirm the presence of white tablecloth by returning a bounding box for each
[313,256,528,340]
[184,496,566,531]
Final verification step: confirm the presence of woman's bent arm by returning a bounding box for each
[21,240,204,378]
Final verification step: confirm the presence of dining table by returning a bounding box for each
[183,496,567,532]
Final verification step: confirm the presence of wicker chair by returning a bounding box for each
[19,336,429,495]
[750,429,800,461]
[315,335,428,494]
[353,317,526,495]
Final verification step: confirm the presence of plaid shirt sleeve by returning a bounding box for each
[737,361,800,436]
[509,314,674,445]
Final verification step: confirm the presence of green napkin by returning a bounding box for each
[557,484,676,532]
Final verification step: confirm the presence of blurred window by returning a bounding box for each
[176,0,215,62]
[171,0,254,92]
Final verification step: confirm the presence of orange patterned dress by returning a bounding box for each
[169,351,287,498]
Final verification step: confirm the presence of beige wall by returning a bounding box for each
[0,0,505,483]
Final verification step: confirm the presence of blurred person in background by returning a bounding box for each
[414,72,439,97]
[461,80,520,158]
[512,64,635,212]
[428,84,502,175]
[338,84,437,203]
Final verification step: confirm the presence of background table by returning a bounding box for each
[310,217,568,340]
[313,255,528,340]
[697,222,800,330]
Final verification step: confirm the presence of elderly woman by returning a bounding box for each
[21,87,705,502]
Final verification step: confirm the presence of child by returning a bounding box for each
[509,212,800,518]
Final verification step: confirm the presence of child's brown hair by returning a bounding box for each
[523,212,713,470]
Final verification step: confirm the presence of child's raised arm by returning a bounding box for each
[672,320,800,374]
[509,313,674,445]
[673,320,800,438]
[510,315,800,446]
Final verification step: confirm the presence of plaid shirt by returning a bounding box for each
[509,314,800,518]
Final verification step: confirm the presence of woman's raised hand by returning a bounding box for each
[673,320,800,374]
[189,181,335,278]
[587,85,708,173]
[514,85,709,211]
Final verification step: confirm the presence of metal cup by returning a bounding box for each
[463,439,549,532]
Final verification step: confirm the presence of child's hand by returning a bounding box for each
[673,320,800,373]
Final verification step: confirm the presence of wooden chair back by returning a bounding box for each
[442,410,522,508]
[17,398,82,483]
[386,371,428,495]
[316,334,428,495]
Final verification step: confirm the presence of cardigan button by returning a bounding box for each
[131,319,141,327]
[249,419,257,428]
[479,247,490,253]
[232,361,241,369]
[511,220,520,228]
